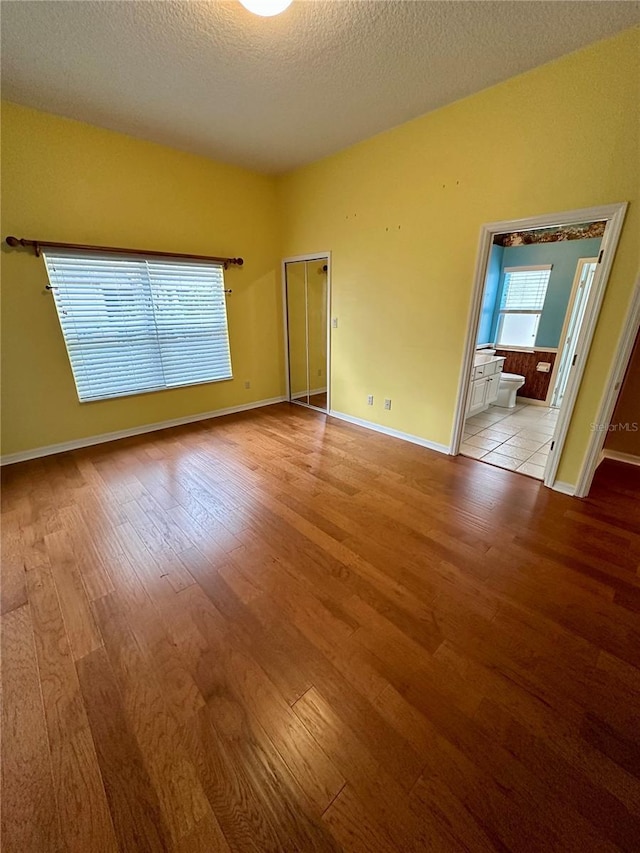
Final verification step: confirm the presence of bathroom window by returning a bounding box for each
[43,252,232,402]
[496,265,551,348]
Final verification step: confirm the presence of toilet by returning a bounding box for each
[496,372,526,408]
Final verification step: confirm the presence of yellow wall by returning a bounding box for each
[1,102,283,455]
[278,28,640,485]
[2,29,639,485]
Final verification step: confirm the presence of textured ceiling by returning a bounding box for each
[2,1,638,174]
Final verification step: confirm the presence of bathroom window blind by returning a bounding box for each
[496,265,552,348]
[501,266,552,311]
[44,252,232,402]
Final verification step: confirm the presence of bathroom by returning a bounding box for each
[461,221,604,480]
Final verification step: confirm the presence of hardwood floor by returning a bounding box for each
[307,393,328,410]
[2,402,639,852]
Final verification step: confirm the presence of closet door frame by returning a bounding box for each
[282,252,331,413]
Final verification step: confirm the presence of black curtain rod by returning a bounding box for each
[5,236,243,269]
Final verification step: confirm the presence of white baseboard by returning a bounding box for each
[0,395,287,466]
[551,480,576,496]
[601,449,640,467]
[329,410,450,455]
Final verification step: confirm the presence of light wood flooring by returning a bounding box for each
[2,402,639,852]
[307,393,328,410]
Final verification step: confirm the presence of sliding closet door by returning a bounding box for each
[307,262,328,410]
[285,258,329,412]
[285,261,309,405]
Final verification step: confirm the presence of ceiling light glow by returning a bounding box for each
[239,0,293,16]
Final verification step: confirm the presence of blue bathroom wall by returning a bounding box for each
[477,243,503,345]
[490,237,602,348]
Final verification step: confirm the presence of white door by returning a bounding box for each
[551,258,598,409]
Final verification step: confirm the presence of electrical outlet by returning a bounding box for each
[367,395,374,406]
[384,398,392,410]
[317,368,322,377]
[244,380,251,389]
[332,317,338,329]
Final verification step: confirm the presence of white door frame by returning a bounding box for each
[450,202,628,495]
[574,273,640,497]
[547,256,598,408]
[281,252,332,413]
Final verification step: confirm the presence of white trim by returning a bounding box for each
[575,275,640,496]
[482,203,624,236]
[451,224,494,453]
[451,203,628,498]
[329,410,450,455]
[282,252,333,264]
[281,261,291,402]
[282,252,332,413]
[601,449,640,468]
[543,204,627,490]
[551,481,575,496]
[0,396,286,466]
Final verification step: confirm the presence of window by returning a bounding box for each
[495,265,551,349]
[44,252,232,402]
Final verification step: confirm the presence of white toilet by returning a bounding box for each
[496,372,526,408]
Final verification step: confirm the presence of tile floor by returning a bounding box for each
[461,401,559,479]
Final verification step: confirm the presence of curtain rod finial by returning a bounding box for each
[5,236,20,247]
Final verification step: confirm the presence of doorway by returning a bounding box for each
[451,203,627,493]
[282,254,331,413]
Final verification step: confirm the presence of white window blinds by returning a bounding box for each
[501,265,552,311]
[44,252,232,402]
